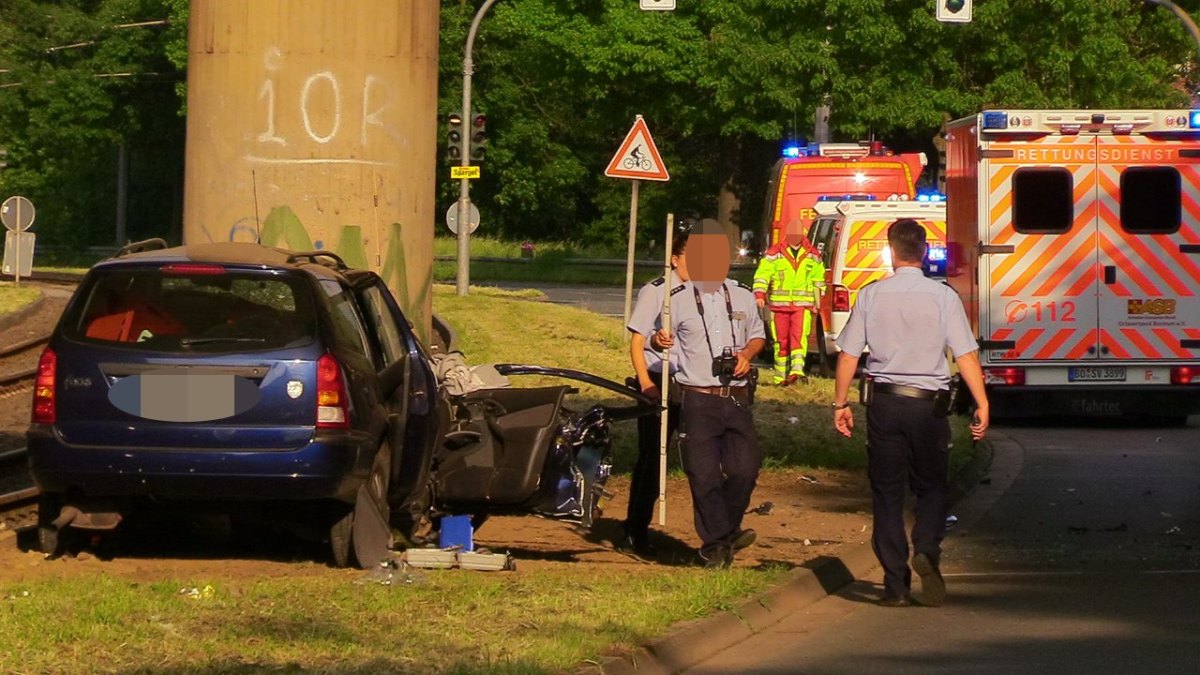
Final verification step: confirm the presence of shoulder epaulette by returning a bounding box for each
[670,284,687,296]
[651,276,666,287]
[731,279,753,291]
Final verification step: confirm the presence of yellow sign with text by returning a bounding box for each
[451,166,481,180]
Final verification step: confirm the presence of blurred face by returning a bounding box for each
[688,228,731,292]
[782,219,806,247]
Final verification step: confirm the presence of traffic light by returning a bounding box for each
[469,114,487,162]
[446,113,464,162]
[935,0,971,23]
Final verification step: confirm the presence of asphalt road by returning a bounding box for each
[479,281,630,318]
[684,419,1200,674]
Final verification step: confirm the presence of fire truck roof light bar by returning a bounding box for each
[1189,110,1200,129]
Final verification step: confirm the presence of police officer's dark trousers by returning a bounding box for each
[678,389,760,558]
[866,392,951,597]
[625,371,679,536]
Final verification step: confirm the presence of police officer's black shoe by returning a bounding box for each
[912,552,946,606]
[698,545,732,569]
[876,593,915,608]
[731,528,757,551]
[615,524,656,558]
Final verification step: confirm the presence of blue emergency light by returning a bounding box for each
[783,145,802,158]
[917,192,946,202]
[982,111,1009,130]
[1189,110,1200,129]
[924,244,948,277]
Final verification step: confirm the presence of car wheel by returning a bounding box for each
[37,492,64,556]
[329,507,354,568]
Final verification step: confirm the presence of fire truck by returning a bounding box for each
[760,141,927,249]
[944,109,1200,422]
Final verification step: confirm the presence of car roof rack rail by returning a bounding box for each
[287,250,348,270]
[112,238,170,258]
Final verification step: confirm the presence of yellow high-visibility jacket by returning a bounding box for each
[752,244,825,308]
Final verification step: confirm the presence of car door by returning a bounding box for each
[349,275,438,508]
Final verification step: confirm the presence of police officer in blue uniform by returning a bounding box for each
[653,219,766,568]
[621,230,690,558]
[832,218,990,606]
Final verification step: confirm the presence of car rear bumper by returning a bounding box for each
[26,426,375,504]
[987,385,1200,418]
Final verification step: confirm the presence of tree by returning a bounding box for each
[0,0,186,255]
[439,0,1197,246]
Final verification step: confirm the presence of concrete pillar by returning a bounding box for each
[183,0,439,338]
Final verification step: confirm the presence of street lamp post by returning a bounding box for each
[456,0,499,297]
[1144,0,1200,67]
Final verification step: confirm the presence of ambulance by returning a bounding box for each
[944,109,1200,421]
[760,141,927,249]
[807,199,948,367]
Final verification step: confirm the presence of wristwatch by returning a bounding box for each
[832,402,851,410]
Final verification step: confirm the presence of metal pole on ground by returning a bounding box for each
[456,0,498,297]
[622,179,641,335]
[658,211,673,526]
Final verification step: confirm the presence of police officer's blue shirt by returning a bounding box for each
[836,267,978,391]
[628,271,687,375]
[668,279,766,388]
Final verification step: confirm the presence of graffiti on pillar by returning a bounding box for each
[249,47,406,164]
[225,205,430,345]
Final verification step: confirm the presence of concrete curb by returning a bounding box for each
[576,437,996,675]
[0,290,45,334]
[577,544,880,675]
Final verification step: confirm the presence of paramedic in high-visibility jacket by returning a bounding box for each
[752,219,826,385]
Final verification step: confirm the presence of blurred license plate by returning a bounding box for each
[1068,366,1126,382]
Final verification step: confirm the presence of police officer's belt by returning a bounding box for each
[873,382,938,400]
[680,384,750,400]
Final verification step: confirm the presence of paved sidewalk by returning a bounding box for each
[576,435,1000,675]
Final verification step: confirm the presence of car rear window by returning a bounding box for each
[62,267,317,352]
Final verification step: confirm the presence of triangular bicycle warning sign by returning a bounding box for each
[605,116,670,181]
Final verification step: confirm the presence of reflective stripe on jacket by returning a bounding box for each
[752,246,825,307]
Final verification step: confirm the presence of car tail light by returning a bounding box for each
[32,347,57,424]
[832,285,851,313]
[984,367,1025,386]
[1171,366,1198,385]
[161,264,227,275]
[316,354,349,429]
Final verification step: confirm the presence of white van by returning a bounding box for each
[806,199,948,366]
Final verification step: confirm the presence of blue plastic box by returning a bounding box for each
[438,515,474,551]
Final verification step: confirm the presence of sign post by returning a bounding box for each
[657,211,673,526]
[604,115,670,334]
[1,195,36,285]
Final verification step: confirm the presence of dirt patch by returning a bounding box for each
[0,468,873,584]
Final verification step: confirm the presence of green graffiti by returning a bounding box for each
[260,206,314,250]
[240,206,432,344]
[336,226,369,269]
[382,221,431,346]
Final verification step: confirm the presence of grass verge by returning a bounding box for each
[0,281,41,315]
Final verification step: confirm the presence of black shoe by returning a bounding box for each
[698,546,732,569]
[731,528,757,551]
[615,525,656,558]
[876,593,915,608]
[912,552,946,606]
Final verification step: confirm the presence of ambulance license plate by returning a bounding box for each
[1068,366,1126,382]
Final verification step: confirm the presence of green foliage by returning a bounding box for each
[2,0,1197,256]
[0,0,186,252]
[441,0,1198,245]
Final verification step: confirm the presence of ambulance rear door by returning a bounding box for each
[978,111,1200,379]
